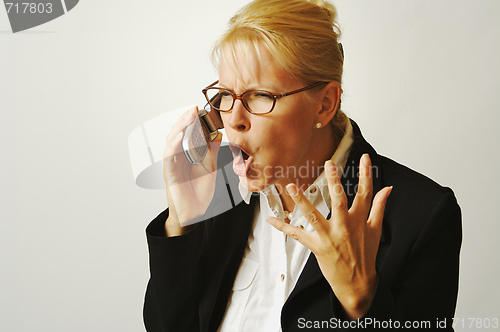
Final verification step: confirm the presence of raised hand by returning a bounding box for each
[162,106,222,236]
[267,154,392,320]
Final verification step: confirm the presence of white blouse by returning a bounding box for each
[218,121,354,332]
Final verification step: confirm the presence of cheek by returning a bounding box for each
[261,116,313,161]
[278,106,314,141]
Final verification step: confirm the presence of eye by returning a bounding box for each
[252,91,274,100]
[218,90,234,104]
[219,90,232,98]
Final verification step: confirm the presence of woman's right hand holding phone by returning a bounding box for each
[162,106,223,237]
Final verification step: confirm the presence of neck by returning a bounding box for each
[275,126,338,213]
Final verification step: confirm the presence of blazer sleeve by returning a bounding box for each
[330,188,462,331]
[143,147,239,332]
[143,208,207,332]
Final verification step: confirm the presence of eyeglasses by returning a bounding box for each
[202,80,327,115]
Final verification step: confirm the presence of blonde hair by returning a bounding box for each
[212,0,348,141]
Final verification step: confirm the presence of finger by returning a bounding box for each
[169,106,198,137]
[286,183,329,235]
[366,186,393,243]
[350,154,374,220]
[325,160,349,225]
[163,106,198,159]
[164,107,199,162]
[267,216,317,250]
[163,130,184,164]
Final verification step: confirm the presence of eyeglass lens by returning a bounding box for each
[205,88,275,114]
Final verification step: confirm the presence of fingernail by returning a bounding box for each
[325,160,335,173]
[362,154,370,166]
[266,217,276,226]
[286,184,297,196]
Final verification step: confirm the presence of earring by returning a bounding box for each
[316,122,322,129]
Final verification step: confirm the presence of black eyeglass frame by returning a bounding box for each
[202,80,327,115]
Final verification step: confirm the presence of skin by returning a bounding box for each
[162,107,223,235]
[267,158,392,320]
[163,44,392,320]
[219,46,340,212]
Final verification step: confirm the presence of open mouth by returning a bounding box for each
[241,150,250,161]
[229,143,254,177]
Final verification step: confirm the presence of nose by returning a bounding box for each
[225,99,251,132]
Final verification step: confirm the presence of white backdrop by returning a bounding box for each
[1,1,499,331]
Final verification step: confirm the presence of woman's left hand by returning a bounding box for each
[267,154,392,320]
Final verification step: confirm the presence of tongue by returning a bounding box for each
[230,143,253,177]
[232,151,255,177]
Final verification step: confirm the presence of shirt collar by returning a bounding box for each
[239,119,354,205]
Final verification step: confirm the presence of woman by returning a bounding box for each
[144,0,461,331]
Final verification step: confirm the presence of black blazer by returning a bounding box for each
[144,120,462,331]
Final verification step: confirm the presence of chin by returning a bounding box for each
[239,175,271,193]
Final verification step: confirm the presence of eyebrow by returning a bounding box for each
[218,81,280,93]
[217,82,232,89]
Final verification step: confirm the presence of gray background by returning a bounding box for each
[1,0,499,331]
[5,1,65,33]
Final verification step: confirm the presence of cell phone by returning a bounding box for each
[182,105,224,165]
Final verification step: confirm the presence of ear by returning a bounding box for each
[315,81,341,124]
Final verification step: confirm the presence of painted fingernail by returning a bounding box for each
[286,184,297,196]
